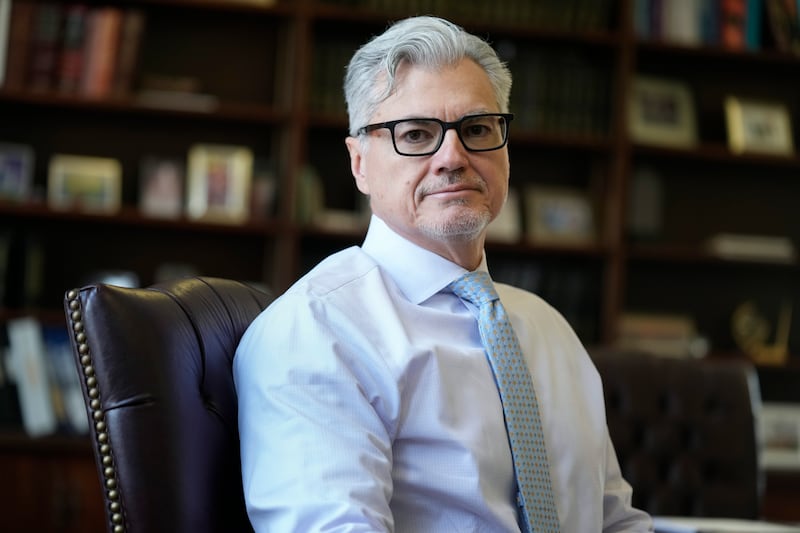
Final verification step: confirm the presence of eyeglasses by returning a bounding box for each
[356,113,514,157]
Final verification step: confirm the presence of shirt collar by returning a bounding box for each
[361,215,489,305]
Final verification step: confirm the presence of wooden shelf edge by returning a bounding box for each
[627,243,800,269]
[0,202,285,236]
[0,90,289,124]
[632,142,800,168]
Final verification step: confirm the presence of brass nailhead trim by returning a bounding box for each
[67,289,125,533]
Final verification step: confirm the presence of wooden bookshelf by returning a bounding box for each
[0,0,799,524]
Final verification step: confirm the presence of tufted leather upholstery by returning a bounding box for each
[63,277,273,533]
[592,350,763,519]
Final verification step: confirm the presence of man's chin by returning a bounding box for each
[419,211,491,242]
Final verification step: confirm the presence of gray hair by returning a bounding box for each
[344,16,512,136]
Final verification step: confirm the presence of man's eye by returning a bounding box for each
[464,124,491,137]
[400,129,434,143]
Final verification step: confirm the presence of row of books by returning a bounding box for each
[320,0,614,31]
[309,41,610,137]
[635,0,761,49]
[1,316,87,436]
[0,1,145,97]
[509,48,610,136]
[491,259,600,343]
[635,0,800,53]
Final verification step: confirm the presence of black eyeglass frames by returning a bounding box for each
[356,113,514,156]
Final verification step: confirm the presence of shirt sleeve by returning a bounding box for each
[234,291,397,532]
[601,429,655,532]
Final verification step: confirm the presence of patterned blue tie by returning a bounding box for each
[449,271,560,533]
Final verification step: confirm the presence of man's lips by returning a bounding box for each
[423,184,481,198]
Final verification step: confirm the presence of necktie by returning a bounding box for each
[449,271,560,533]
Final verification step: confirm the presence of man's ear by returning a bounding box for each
[345,136,369,195]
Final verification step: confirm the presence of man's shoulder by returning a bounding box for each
[494,280,570,324]
[494,281,548,308]
[283,245,381,300]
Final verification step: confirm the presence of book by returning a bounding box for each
[5,317,57,436]
[2,0,36,90]
[706,233,797,263]
[111,8,145,97]
[745,0,763,50]
[661,0,704,45]
[79,6,122,98]
[720,0,748,49]
[42,324,87,433]
[26,2,63,92]
[0,0,11,87]
[55,3,88,94]
[616,312,707,359]
[3,230,44,308]
[765,0,800,53]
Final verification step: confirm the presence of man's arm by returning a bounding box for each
[602,431,654,532]
[234,296,397,532]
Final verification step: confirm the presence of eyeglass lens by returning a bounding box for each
[393,115,508,155]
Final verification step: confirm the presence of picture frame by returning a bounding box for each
[525,185,595,245]
[47,154,122,213]
[629,75,697,148]
[486,187,522,244]
[186,144,253,224]
[760,402,800,470]
[0,143,35,202]
[139,156,184,219]
[725,97,795,156]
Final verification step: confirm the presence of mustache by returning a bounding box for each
[416,171,488,197]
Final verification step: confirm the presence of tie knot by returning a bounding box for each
[448,271,499,307]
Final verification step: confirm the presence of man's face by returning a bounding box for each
[345,58,510,259]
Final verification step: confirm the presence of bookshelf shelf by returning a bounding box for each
[0,201,283,235]
[636,39,800,68]
[632,142,800,168]
[628,243,800,270]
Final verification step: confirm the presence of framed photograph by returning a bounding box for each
[186,144,253,224]
[760,403,800,470]
[629,76,697,147]
[525,185,595,245]
[139,156,184,219]
[486,187,522,244]
[47,154,122,213]
[0,143,35,202]
[725,97,794,156]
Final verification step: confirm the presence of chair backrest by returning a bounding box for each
[63,277,273,533]
[592,350,763,518]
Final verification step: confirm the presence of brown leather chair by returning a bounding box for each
[63,277,273,533]
[592,350,763,519]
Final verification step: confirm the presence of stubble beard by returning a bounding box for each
[417,198,492,242]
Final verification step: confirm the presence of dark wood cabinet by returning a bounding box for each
[0,433,104,533]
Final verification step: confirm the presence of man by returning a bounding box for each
[235,15,653,532]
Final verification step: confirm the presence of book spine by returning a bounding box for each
[3,0,35,90]
[27,2,63,92]
[0,0,11,87]
[720,0,748,49]
[56,3,88,94]
[79,6,122,98]
[745,0,763,50]
[111,8,145,98]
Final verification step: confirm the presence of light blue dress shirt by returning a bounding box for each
[235,215,653,532]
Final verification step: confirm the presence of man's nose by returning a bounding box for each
[433,129,469,171]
